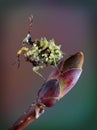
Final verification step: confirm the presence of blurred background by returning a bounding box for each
[0,0,97,130]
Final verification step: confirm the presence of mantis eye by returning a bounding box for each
[22,33,32,44]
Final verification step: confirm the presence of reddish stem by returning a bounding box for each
[9,102,46,130]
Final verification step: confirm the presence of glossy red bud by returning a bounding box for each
[37,52,84,107]
[48,51,84,99]
[37,79,60,107]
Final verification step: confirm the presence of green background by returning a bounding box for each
[0,0,97,130]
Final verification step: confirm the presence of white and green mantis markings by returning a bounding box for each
[17,33,64,79]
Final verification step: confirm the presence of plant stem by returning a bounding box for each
[9,102,46,130]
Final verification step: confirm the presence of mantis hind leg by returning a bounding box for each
[33,66,46,80]
[16,47,29,68]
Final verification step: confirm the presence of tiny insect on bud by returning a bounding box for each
[37,52,84,107]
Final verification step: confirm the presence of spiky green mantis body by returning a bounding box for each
[17,33,63,79]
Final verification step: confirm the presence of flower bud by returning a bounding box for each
[37,52,84,107]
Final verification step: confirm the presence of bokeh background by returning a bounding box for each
[0,0,97,130]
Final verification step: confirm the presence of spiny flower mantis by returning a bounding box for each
[16,15,63,79]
